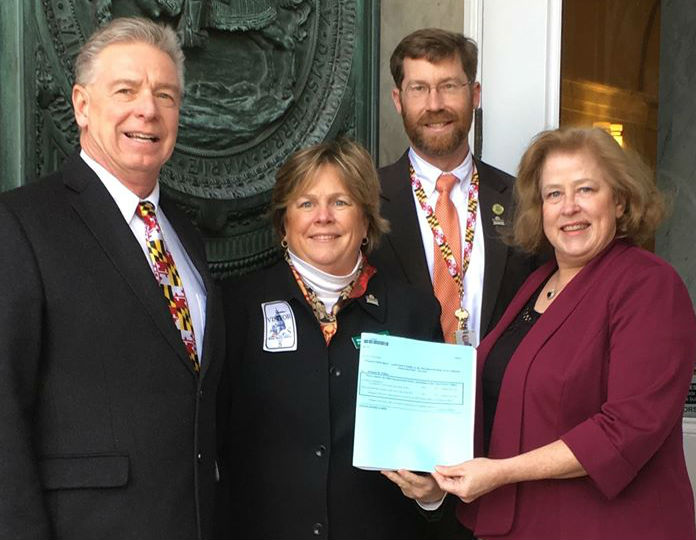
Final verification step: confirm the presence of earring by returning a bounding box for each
[281,238,288,249]
[361,237,368,246]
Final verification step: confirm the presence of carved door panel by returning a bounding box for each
[0,0,378,277]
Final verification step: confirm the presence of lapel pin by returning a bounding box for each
[492,203,505,226]
[365,294,379,306]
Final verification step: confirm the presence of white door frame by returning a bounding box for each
[463,0,562,175]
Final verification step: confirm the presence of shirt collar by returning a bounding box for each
[80,149,160,222]
[408,147,473,195]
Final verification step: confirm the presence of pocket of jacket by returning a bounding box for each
[40,454,129,490]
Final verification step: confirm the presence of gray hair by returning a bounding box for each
[75,17,185,89]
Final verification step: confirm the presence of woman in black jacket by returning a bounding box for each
[217,139,443,539]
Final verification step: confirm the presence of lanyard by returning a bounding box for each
[409,163,480,299]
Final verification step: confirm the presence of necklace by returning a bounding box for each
[546,289,556,300]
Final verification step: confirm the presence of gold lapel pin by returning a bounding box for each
[492,203,505,226]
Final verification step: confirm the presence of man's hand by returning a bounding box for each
[381,469,446,505]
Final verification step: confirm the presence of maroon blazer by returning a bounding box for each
[458,241,696,539]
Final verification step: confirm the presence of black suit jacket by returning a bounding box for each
[371,151,535,338]
[0,153,224,539]
[217,261,442,540]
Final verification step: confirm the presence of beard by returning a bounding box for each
[401,106,472,157]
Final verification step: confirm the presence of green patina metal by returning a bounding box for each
[0,0,379,277]
[0,1,26,191]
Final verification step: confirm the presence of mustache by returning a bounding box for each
[417,111,457,125]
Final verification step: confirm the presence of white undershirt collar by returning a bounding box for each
[287,249,362,313]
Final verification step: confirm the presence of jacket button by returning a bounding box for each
[314,445,326,457]
[312,522,323,536]
[197,453,202,463]
[199,389,204,399]
[329,365,341,377]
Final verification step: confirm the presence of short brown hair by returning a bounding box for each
[390,28,478,89]
[513,127,665,253]
[270,138,390,254]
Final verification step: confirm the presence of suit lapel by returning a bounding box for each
[475,241,628,536]
[477,159,512,335]
[272,259,321,321]
[354,270,387,323]
[161,198,216,379]
[63,155,198,376]
[472,261,552,536]
[379,152,431,289]
[380,154,515,333]
[492,241,628,456]
[162,198,210,295]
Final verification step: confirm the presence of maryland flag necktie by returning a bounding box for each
[136,201,200,373]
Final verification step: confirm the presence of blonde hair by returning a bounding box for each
[514,127,665,253]
[270,138,390,254]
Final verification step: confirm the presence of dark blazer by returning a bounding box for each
[371,151,535,338]
[218,260,442,540]
[0,153,224,540]
[459,241,696,539]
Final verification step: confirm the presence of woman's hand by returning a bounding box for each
[433,458,506,503]
[381,469,445,504]
[433,442,586,503]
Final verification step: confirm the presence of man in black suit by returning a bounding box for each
[372,28,534,348]
[0,17,223,539]
[374,29,536,536]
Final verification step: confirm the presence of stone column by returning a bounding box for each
[656,0,696,304]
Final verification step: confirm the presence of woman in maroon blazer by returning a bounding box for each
[432,127,696,539]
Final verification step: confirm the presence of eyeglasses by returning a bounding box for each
[402,80,474,100]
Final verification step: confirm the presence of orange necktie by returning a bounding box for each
[432,173,461,343]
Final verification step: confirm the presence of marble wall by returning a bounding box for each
[378,0,464,167]
[656,0,696,304]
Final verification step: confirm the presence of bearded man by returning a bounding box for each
[372,28,537,539]
[372,28,535,349]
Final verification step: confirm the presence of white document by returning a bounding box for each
[352,333,476,473]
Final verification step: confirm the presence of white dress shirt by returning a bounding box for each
[80,150,207,361]
[409,148,485,347]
